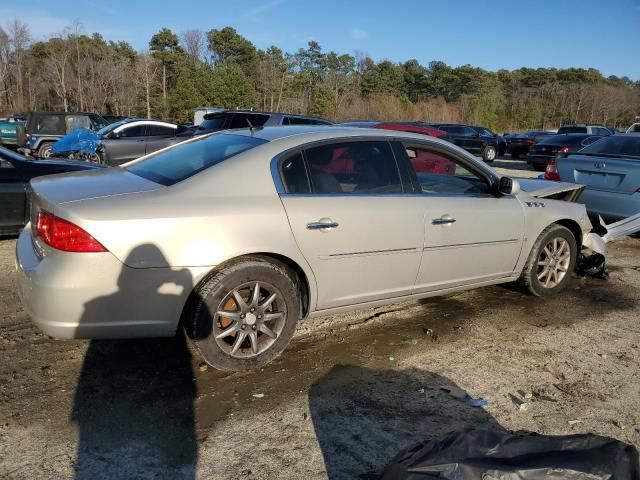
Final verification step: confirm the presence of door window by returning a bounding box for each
[147,124,176,136]
[119,125,145,137]
[461,126,478,137]
[36,115,63,134]
[304,141,402,194]
[404,144,489,195]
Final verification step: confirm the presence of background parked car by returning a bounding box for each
[0,146,104,236]
[96,119,181,165]
[557,124,612,136]
[429,124,500,162]
[22,112,109,158]
[508,131,556,158]
[195,110,332,134]
[338,121,449,141]
[555,134,640,221]
[101,115,129,124]
[626,123,640,133]
[526,134,600,171]
[0,115,25,150]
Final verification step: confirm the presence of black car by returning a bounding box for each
[22,111,109,158]
[526,134,600,171]
[428,124,501,162]
[0,146,104,236]
[196,110,333,134]
[508,131,556,158]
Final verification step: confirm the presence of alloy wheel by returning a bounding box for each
[536,237,571,288]
[213,281,287,359]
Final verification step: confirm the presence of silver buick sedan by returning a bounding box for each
[16,126,603,371]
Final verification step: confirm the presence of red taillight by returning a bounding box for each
[544,158,560,181]
[36,210,107,252]
[559,146,569,153]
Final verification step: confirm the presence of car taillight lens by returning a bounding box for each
[36,210,107,252]
[544,159,560,181]
[559,147,569,153]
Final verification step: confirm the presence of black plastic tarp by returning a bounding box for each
[381,429,639,479]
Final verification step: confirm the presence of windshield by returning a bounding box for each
[90,114,109,130]
[97,119,130,136]
[579,135,640,157]
[127,133,268,186]
[478,127,496,136]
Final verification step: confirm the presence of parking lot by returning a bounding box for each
[0,159,639,479]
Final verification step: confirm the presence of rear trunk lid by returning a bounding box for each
[557,153,640,194]
[30,167,162,205]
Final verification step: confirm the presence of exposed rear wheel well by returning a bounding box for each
[554,219,582,249]
[179,253,311,333]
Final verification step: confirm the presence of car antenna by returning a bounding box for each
[245,118,262,134]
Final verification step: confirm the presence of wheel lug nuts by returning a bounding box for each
[250,307,255,313]
[257,314,262,319]
[241,314,245,319]
[252,325,257,330]
[241,324,246,330]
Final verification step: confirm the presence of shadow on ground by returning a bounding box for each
[309,364,504,480]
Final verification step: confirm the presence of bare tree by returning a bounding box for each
[136,53,160,118]
[180,29,205,65]
[9,22,29,110]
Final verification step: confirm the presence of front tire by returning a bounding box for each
[186,257,300,372]
[518,224,577,297]
[482,145,497,162]
[38,142,53,158]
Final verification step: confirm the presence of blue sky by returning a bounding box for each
[2,0,639,79]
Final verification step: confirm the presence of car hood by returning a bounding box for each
[517,178,584,202]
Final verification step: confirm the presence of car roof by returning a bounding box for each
[225,125,449,143]
[204,110,331,122]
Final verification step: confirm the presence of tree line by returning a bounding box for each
[1,21,638,131]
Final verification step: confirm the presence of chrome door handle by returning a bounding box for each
[432,217,456,225]
[306,221,339,230]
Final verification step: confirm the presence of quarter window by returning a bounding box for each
[304,141,402,194]
[280,152,310,193]
[404,144,489,195]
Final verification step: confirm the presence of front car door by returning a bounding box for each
[145,124,178,155]
[276,139,426,310]
[399,141,525,291]
[103,123,147,165]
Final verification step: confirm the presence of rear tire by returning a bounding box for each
[185,257,300,372]
[38,142,53,159]
[518,224,577,297]
[482,145,497,162]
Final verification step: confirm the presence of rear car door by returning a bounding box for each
[104,124,147,165]
[400,141,525,291]
[0,157,28,233]
[277,140,426,310]
[145,124,177,155]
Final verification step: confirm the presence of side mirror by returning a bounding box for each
[496,176,520,196]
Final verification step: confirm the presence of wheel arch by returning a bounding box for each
[554,218,583,249]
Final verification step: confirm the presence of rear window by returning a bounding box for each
[579,135,640,157]
[197,114,229,133]
[538,135,586,145]
[228,113,270,129]
[127,133,268,186]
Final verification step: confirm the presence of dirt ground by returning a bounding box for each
[1,160,639,479]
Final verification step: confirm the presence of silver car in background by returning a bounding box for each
[16,126,607,371]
